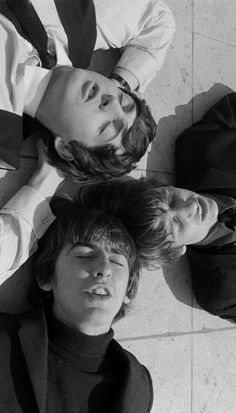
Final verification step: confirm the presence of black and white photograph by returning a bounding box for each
[0,0,236,412]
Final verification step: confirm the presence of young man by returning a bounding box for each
[76,93,236,322]
[0,206,153,412]
[0,0,175,181]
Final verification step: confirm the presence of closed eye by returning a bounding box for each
[98,121,110,135]
[110,259,124,267]
[75,255,94,259]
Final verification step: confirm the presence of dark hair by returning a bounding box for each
[43,91,156,183]
[77,178,184,267]
[32,204,140,321]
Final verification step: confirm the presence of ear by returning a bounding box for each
[54,136,75,161]
[180,245,187,255]
[37,276,53,292]
[123,295,131,305]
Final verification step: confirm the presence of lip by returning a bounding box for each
[81,81,98,102]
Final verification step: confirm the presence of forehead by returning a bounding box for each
[64,238,130,258]
[155,186,196,199]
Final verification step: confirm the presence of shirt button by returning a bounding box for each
[42,218,49,224]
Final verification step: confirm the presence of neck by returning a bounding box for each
[53,307,111,336]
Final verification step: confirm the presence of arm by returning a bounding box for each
[96,0,175,92]
[201,92,236,130]
[0,142,64,285]
[175,92,236,189]
[114,0,175,92]
[188,248,236,323]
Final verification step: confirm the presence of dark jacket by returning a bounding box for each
[0,308,153,413]
[0,0,96,170]
[175,92,236,321]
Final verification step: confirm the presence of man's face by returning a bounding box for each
[156,186,219,246]
[39,67,137,153]
[41,239,130,335]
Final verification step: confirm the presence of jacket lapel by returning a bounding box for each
[18,308,48,413]
[110,340,153,413]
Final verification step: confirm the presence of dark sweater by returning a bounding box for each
[46,316,123,413]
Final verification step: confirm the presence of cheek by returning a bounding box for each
[70,112,97,144]
[116,272,130,297]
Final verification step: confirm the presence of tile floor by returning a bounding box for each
[0,1,236,411]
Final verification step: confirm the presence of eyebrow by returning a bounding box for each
[69,242,127,257]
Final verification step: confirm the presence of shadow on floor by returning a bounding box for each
[146,83,234,176]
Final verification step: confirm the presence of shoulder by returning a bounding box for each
[0,308,43,332]
[109,339,153,410]
[188,246,236,316]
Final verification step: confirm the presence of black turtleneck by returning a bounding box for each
[46,315,121,413]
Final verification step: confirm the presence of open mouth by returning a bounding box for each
[84,285,112,299]
[81,81,98,102]
[198,198,207,221]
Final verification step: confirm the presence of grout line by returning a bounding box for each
[118,325,236,343]
[178,28,236,49]
[193,32,236,48]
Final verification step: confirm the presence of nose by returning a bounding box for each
[173,199,197,220]
[91,256,112,279]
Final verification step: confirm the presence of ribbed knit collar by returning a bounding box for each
[47,314,114,372]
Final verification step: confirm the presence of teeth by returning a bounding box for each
[88,288,108,296]
[196,199,202,218]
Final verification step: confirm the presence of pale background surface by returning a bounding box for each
[0,1,236,412]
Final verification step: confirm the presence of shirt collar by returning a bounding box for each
[24,65,52,118]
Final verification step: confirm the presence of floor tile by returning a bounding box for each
[166,0,192,32]
[194,0,236,46]
[120,335,192,413]
[114,261,192,339]
[192,330,236,413]
[145,28,193,175]
[193,35,236,121]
